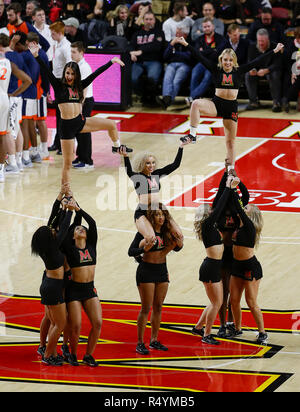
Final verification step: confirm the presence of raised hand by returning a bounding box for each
[111,57,125,67]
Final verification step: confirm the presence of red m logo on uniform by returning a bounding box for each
[79,249,92,263]
[222,74,233,86]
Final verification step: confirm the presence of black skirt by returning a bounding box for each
[65,280,98,303]
[232,256,263,281]
[199,257,222,283]
[40,273,65,306]
[136,261,169,286]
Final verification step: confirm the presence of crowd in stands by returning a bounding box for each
[0,0,299,113]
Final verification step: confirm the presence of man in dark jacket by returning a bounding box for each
[246,7,285,44]
[187,17,226,104]
[245,28,283,112]
[225,23,249,65]
[130,11,165,105]
[157,26,193,108]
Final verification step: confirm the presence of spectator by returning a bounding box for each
[0,0,8,29]
[130,11,165,106]
[281,26,300,112]
[217,0,240,25]
[47,0,63,23]
[63,17,88,48]
[32,7,54,62]
[225,23,249,65]
[94,0,126,19]
[186,17,226,105]
[23,0,39,24]
[48,20,71,153]
[245,28,283,112]
[237,0,262,25]
[191,2,225,42]
[246,7,285,43]
[162,2,194,42]
[62,1,97,23]
[70,41,95,169]
[106,4,134,41]
[6,2,50,52]
[156,26,193,109]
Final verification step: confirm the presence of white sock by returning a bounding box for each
[41,142,48,152]
[16,152,22,162]
[23,150,30,161]
[0,163,4,171]
[113,139,121,147]
[31,147,38,155]
[190,126,197,137]
[8,154,17,167]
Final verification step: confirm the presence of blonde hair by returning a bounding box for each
[194,204,211,241]
[247,204,263,247]
[132,152,158,173]
[106,5,130,21]
[218,48,239,69]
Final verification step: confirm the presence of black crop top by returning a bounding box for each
[124,147,183,196]
[213,172,249,232]
[40,210,73,271]
[187,45,275,90]
[63,209,98,268]
[231,190,256,248]
[35,55,113,104]
[201,187,231,248]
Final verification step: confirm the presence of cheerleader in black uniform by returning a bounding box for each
[28,42,132,186]
[229,178,267,344]
[176,37,284,168]
[63,202,101,367]
[193,174,236,345]
[211,161,250,337]
[128,203,183,355]
[121,143,185,248]
[31,196,75,366]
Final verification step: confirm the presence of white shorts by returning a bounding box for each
[22,98,37,119]
[8,96,22,139]
[0,92,9,135]
[36,95,47,120]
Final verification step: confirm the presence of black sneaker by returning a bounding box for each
[136,343,149,355]
[180,134,196,144]
[37,345,46,356]
[42,355,63,366]
[149,341,168,351]
[112,144,133,154]
[256,332,268,345]
[61,344,70,361]
[229,328,243,338]
[67,353,80,366]
[192,326,204,337]
[202,335,221,345]
[217,325,228,338]
[83,354,98,367]
[156,96,171,109]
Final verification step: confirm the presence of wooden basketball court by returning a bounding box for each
[0,102,299,392]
